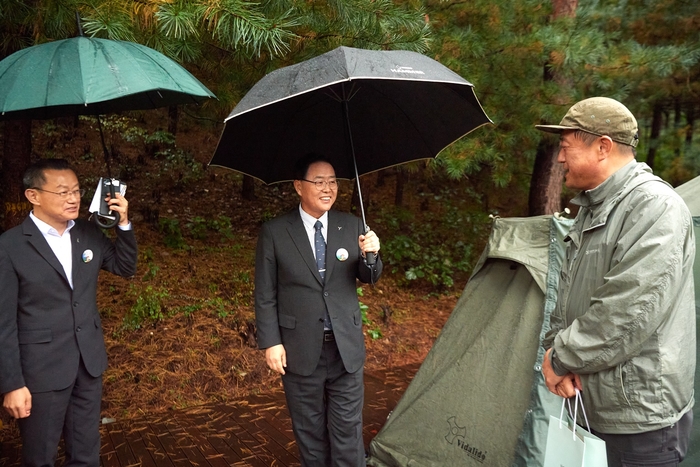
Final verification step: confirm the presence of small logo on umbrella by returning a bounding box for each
[390,66,425,75]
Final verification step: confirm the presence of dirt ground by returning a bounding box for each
[0,110,470,435]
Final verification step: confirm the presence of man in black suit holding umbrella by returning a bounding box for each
[255,153,382,466]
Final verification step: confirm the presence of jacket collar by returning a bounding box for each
[571,160,663,231]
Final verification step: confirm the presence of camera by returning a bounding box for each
[89,178,126,228]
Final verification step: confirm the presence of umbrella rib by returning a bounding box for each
[128,42,203,102]
[224,78,352,123]
[47,40,73,108]
[224,77,473,123]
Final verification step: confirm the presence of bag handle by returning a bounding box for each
[574,388,592,432]
[559,388,592,440]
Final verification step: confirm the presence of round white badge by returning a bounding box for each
[82,249,94,263]
[336,248,349,261]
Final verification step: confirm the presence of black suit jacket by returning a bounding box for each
[255,208,382,376]
[0,217,137,394]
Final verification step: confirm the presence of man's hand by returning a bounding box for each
[3,387,32,419]
[359,230,380,255]
[265,344,287,375]
[106,192,129,226]
[543,348,567,394]
[555,373,582,399]
[543,348,582,398]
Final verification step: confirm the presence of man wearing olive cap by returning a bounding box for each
[539,97,695,466]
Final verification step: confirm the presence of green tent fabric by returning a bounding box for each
[673,177,700,465]
[367,215,573,467]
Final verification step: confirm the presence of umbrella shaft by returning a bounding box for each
[342,98,375,267]
[96,116,113,179]
[342,99,367,230]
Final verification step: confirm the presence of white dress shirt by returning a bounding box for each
[30,212,76,289]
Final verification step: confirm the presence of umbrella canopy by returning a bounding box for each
[0,36,215,121]
[209,46,491,183]
[0,34,215,228]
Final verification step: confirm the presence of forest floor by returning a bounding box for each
[0,108,524,435]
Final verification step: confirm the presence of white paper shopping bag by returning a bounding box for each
[543,389,608,467]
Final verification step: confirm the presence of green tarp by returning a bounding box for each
[369,181,700,466]
[673,176,700,465]
[368,215,573,467]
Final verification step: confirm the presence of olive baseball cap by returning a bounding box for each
[536,97,639,147]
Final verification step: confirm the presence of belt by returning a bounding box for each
[323,330,335,342]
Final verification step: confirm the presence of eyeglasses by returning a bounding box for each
[33,188,86,199]
[301,179,338,190]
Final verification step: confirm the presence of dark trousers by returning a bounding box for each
[282,339,365,467]
[592,410,693,467]
[18,359,102,467]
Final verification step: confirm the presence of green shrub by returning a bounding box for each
[185,216,209,240]
[122,285,170,330]
[358,287,382,339]
[374,202,486,291]
[158,218,189,250]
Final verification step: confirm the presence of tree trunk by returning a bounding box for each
[394,169,406,207]
[686,106,694,150]
[647,103,663,170]
[527,0,578,215]
[2,120,33,231]
[552,0,578,16]
[674,98,682,157]
[241,175,256,200]
[529,139,565,215]
[168,106,178,135]
[375,168,389,188]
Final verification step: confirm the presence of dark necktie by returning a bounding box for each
[314,221,332,330]
[314,221,326,280]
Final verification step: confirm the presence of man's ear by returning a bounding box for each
[293,180,302,196]
[25,189,40,206]
[598,136,614,160]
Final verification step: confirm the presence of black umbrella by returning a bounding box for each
[0,21,215,227]
[209,46,491,262]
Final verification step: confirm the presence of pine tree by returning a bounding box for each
[421,0,700,215]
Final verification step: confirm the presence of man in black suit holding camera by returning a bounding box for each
[0,158,137,466]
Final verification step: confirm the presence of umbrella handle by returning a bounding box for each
[366,251,376,266]
[93,212,120,229]
[364,225,376,266]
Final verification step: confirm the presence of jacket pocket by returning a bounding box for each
[18,329,52,344]
[279,313,296,330]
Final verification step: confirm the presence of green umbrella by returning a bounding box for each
[0,36,215,120]
[0,35,215,227]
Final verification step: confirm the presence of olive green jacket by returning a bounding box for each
[543,160,696,434]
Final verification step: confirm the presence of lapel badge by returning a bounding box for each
[82,249,94,263]
[336,248,349,262]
